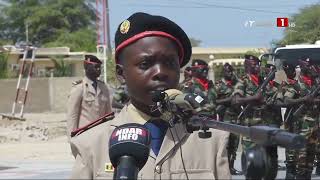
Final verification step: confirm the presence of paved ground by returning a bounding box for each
[0,143,320,179]
[0,160,73,179]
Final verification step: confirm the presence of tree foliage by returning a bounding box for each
[0,0,96,51]
[106,58,118,86]
[45,28,96,52]
[0,52,9,79]
[278,4,320,45]
[50,56,72,77]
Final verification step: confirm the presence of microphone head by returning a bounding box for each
[165,89,206,109]
[109,123,151,170]
[151,90,166,102]
[164,89,183,98]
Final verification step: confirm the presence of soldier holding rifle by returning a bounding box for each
[281,58,320,179]
[215,63,242,175]
[231,55,283,179]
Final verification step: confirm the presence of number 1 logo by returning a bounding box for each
[277,18,289,27]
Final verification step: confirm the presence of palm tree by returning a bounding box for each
[50,56,72,77]
[0,52,9,79]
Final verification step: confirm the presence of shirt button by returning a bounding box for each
[155,165,161,174]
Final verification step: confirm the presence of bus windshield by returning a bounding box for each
[275,48,320,66]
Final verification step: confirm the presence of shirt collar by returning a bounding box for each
[222,78,233,87]
[127,103,152,124]
[248,74,259,87]
[193,77,209,90]
[84,76,94,85]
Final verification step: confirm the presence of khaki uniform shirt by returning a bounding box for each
[66,77,112,137]
[70,104,231,179]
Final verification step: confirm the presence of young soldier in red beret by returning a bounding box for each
[70,12,230,179]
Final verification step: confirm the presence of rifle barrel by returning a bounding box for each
[188,116,305,149]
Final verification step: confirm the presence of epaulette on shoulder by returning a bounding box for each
[72,80,83,86]
[71,112,115,137]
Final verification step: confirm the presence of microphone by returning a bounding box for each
[152,89,207,122]
[109,123,151,180]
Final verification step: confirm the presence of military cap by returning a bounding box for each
[184,66,192,72]
[191,59,208,67]
[84,55,102,64]
[223,63,234,71]
[115,12,192,67]
[244,54,260,62]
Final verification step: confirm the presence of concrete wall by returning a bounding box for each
[49,77,79,112]
[0,77,80,113]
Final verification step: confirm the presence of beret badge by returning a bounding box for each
[120,20,130,34]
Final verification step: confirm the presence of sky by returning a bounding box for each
[108,0,320,48]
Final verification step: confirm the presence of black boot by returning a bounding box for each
[285,164,296,180]
[229,159,243,175]
[296,171,311,180]
[230,167,243,175]
[278,164,286,171]
[316,162,320,175]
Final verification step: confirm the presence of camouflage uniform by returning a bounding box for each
[215,78,241,173]
[113,85,129,104]
[235,75,282,128]
[178,78,192,92]
[316,139,320,174]
[112,84,130,112]
[235,74,282,179]
[294,76,319,178]
[180,77,217,116]
[281,78,301,179]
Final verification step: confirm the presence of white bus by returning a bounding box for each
[275,43,320,65]
[260,42,320,79]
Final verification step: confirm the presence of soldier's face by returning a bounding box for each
[193,67,208,79]
[264,65,275,75]
[245,60,260,75]
[184,70,192,80]
[117,36,180,109]
[223,67,233,80]
[85,63,101,79]
[284,66,295,79]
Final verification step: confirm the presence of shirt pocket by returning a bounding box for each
[95,171,113,179]
[83,95,95,106]
[100,94,109,103]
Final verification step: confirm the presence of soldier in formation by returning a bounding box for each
[214,63,242,175]
[281,58,320,179]
[232,55,284,179]
[179,59,217,117]
[178,66,192,90]
[111,83,130,112]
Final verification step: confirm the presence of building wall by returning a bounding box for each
[6,52,85,78]
[74,63,84,77]
[0,77,79,113]
[0,78,50,113]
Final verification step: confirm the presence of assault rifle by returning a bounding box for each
[237,68,277,120]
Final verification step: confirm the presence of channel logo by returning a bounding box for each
[277,17,295,28]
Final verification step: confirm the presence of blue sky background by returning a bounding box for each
[108,0,320,48]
